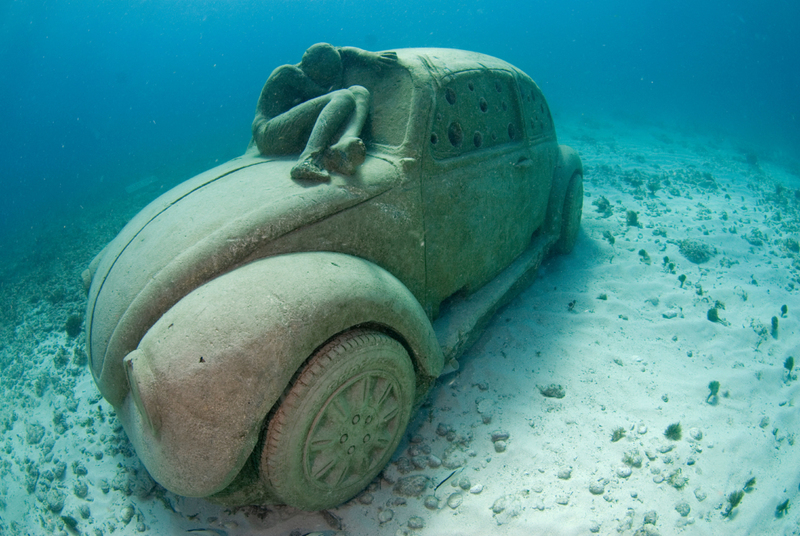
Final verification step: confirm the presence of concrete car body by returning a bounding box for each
[84,48,583,509]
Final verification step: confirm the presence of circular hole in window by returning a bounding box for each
[430,132,439,145]
[445,87,456,105]
[508,123,516,140]
[473,131,483,148]
[448,121,463,147]
[501,101,507,111]
[468,82,475,91]
[479,97,488,113]
[495,81,502,92]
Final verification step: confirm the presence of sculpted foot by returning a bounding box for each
[324,137,366,176]
[291,159,330,182]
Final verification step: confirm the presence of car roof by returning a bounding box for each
[394,48,524,81]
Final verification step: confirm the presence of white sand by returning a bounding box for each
[1,116,798,536]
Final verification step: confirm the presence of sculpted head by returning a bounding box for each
[301,43,342,87]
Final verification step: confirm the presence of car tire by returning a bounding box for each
[261,329,416,510]
[554,172,584,254]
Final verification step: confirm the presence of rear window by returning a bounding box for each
[430,70,524,160]
[517,75,555,141]
[343,65,413,148]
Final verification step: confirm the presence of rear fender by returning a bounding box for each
[543,145,583,238]
[119,251,442,497]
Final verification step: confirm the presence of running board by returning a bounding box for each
[433,234,557,373]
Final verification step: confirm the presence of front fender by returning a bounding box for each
[119,251,442,498]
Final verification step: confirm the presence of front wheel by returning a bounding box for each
[553,172,584,254]
[261,329,416,510]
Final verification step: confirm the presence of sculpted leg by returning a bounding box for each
[324,86,370,176]
[291,90,355,182]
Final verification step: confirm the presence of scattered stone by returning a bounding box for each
[476,398,495,424]
[589,522,601,533]
[46,488,66,513]
[73,479,89,498]
[667,468,688,489]
[678,239,716,264]
[321,509,343,531]
[377,508,394,524]
[78,504,91,520]
[538,384,566,399]
[689,428,703,441]
[458,476,471,491]
[623,449,643,468]
[119,504,135,524]
[491,430,510,442]
[589,482,605,495]
[407,516,425,530]
[436,423,451,437]
[427,455,442,469]
[26,422,46,445]
[442,450,467,469]
[469,484,483,494]
[357,492,374,505]
[411,455,428,469]
[423,495,438,510]
[616,466,632,479]
[447,492,463,509]
[393,475,431,497]
[60,514,79,531]
[494,441,507,453]
[555,494,570,505]
[675,502,691,517]
[643,510,658,525]
[694,488,707,502]
[557,468,572,480]
[72,461,88,476]
[491,492,526,524]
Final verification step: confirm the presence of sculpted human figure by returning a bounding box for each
[252,43,398,182]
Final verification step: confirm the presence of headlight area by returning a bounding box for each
[123,349,162,436]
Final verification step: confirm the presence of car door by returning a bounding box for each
[421,69,548,315]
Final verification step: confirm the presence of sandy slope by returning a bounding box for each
[0,117,798,536]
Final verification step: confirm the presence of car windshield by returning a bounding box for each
[343,64,413,149]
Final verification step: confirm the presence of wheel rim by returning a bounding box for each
[304,370,403,490]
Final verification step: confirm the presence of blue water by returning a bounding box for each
[1,0,798,237]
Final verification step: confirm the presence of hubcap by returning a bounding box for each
[304,371,403,490]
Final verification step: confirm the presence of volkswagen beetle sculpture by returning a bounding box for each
[83,46,583,510]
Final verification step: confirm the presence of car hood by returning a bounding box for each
[86,151,399,404]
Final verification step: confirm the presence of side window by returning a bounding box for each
[430,70,524,160]
[518,75,555,141]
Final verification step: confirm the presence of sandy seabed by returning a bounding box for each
[1,116,799,536]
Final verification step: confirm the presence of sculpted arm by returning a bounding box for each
[338,47,398,70]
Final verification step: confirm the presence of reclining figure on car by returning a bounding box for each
[251,43,397,182]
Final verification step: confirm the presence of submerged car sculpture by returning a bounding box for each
[83,46,583,511]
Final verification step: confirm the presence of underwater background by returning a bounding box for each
[2,0,798,240]
[2,1,800,535]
